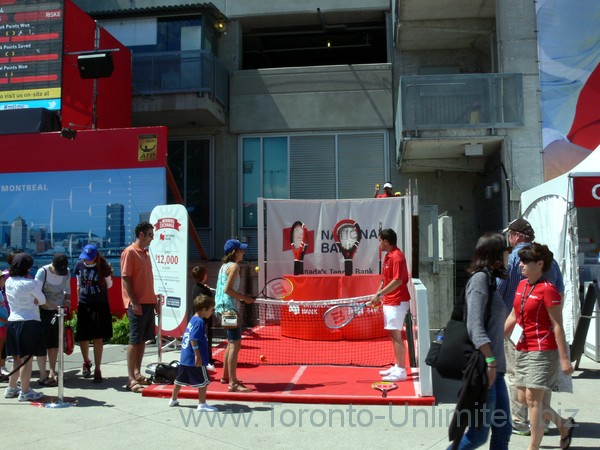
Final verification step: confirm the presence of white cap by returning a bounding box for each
[383,182,393,189]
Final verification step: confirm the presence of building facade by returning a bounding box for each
[73,0,544,327]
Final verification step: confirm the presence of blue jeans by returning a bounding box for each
[449,373,512,450]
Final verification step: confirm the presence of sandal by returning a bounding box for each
[228,383,252,393]
[39,377,58,387]
[135,376,151,386]
[560,417,576,449]
[127,382,145,393]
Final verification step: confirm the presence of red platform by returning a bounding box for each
[142,362,434,406]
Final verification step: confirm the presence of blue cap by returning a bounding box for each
[224,239,248,254]
[79,244,98,261]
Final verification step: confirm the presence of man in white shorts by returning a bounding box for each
[369,228,411,382]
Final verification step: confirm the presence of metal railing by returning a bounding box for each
[400,73,523,130]
[132,50,229,106]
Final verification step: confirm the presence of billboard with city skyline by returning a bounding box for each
[0,167,164,257]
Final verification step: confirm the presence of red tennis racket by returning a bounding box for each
[372,381,397,398]
[290,221,308,275]
[256,277,295,300]
[333,219,361,276]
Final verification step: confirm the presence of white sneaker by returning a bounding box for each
[4,386,20,399]
[206,364,215,373]
[197,403,218,412]
[382,368,407,382]
[379,365,398,376]
[168,399,179,407]
[18,389,44,402]
[0,366,10,376]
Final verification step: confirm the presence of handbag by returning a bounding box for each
[221,310,238,329]
[64,325,74,355]
[63,306,74,355]
[426,271,494,380]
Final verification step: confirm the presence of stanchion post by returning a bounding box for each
[45,307,75,408]
[157,294,163,362]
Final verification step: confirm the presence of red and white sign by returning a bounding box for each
[572,176,600,208]
[150,204,189,337]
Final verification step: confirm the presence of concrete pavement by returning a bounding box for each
[2,344,599,449]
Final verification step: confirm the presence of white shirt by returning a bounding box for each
[5,276,46,321]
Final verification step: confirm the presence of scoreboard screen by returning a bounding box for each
[0,0,63,110]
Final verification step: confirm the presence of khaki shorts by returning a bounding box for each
[515,349,558,390]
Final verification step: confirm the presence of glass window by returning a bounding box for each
[242,137,289,227]
[241,132,386,226]
[263,137,288,199]
[242,138,262,227]
[167,139,211,228]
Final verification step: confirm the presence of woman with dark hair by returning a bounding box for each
[4,253,47,401]
[450,232,511,450]
[35,253,71,386]
[214,239,254,393]
[505,243,576,450]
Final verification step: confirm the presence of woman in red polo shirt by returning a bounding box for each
[505,243,576,450]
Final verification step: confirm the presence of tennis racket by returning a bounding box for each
[256,277,295,300]
[322,302,371,329]
[333,219,362,276]
[290,221,308,275]
[372,381,397,398]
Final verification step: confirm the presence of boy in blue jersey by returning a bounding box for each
[168,294,217,411]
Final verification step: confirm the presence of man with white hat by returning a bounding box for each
[374,181,395,198]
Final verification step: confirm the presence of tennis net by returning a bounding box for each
[212,297,398,367]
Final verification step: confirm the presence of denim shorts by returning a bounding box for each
[226,326,242,342]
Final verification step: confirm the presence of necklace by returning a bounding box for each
[518,277,542,325]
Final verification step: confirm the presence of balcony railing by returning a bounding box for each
[132,50,229,107]
[400,73,523,130]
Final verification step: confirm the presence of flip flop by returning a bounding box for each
[127,382,145,393]
[560,417,576,449]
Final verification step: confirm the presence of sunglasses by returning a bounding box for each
[519,258,538,264]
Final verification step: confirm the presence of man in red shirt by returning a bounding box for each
[121,221,157,393]
[374,181,395,198]
[369,228,411,382]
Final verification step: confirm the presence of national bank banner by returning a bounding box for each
[264,197,408,280]
[537,0,600,180]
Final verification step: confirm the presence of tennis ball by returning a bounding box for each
[375,183,380,189]
[255,266,260,272]
[260,354,266,362]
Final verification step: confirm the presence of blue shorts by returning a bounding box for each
[128,304,155,344]
[226,327,242,342]
[174,365,210,388]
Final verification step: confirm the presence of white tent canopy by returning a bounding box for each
[521,147,600,342]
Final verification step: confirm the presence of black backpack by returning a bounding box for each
[426,271,495,380]
[146,360,180,384]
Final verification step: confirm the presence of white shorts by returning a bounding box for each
[383,302,410,330]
